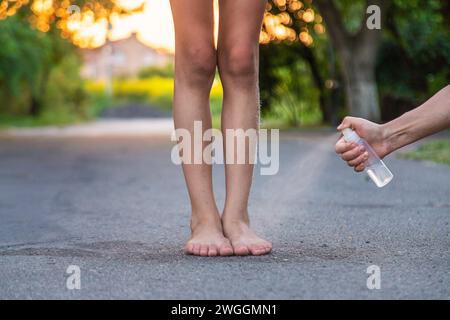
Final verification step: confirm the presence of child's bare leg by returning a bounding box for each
[217,0,272,256]
[170,0,232,257]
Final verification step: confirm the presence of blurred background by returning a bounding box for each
[0,0,448,130]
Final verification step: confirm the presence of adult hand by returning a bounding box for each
[335,117,391,172]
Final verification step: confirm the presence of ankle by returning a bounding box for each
[222,212,250,227]
[190,212,221,230]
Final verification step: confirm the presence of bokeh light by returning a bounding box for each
[261,0,325,47]
[1,0,325,50]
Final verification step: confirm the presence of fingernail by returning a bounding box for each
[359,146,365,152]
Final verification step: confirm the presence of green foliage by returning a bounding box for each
[400,139,450,166]
[0,14,50,114]
[377,0,450,120]
[260,43,323,127]
[0,113,82,128]
[0,12,88,126]
[138,63,174,79]
[84,75,223,115]
[262,1,350,125]
[42,54,88,118]
[333,0,366,34]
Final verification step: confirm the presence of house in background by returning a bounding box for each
[80,33,173,80]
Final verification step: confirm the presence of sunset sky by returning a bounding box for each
[107,0,219,53]
[110,0,176,52]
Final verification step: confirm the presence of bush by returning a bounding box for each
[0,14,88,126]
[138,63,174,78]
[377,0,450,121]
[85,76,224,115]
[42,54,88,118]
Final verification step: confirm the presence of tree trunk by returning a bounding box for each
[29,96,41,117]
[345,70,380,120]
[315,0,390,121]
[341,54,380,120]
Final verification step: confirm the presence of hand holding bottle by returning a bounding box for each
[335,117,391,172]
[340,127,394,187]
[335,85,450,184]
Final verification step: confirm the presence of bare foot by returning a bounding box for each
[185,216,233,257]
[222,218,272,256]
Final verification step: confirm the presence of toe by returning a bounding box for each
[233,245,250,256]
[219,244,234,256]
[208,245,218,257]
[192,244,201,256]
[249,241,273,255]
[199,245,209,256]
[185,243,194,255]
[249,245,266,256]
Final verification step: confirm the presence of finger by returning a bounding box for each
[354,163,365,172]
[341,145,366,161]
[335,138,347,154]
[348,151,369,167]
[337,116,358,131]
[335,138,357,154]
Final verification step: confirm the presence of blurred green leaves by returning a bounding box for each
[377,0,450,119]
[0,11,88,124]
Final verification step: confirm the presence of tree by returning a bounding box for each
[0,13,50,115]
[315,0,391,121]
[0,0,144,48]
[0,1,145,118]
[261,0,340,124]
[0,11,87,118]
[377,0,450,120]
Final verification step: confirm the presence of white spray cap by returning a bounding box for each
[342,128,360,143]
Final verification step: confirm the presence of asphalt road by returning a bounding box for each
[0,130,449,299]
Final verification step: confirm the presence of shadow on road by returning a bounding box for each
[0,239,384,264]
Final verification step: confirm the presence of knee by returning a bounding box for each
[219,45,257,81]
[176,44,216,85]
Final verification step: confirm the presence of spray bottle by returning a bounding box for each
[342,128,393,188]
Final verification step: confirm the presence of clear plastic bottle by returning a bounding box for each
[342,128,394,188]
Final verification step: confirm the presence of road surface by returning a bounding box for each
[0,129,448,299]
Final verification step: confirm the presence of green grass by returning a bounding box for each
[400,140,450,166]
[0,112,86,128]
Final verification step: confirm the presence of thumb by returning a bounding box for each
[337,116,357,131]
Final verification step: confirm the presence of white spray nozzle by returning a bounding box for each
[342,128,360,143]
